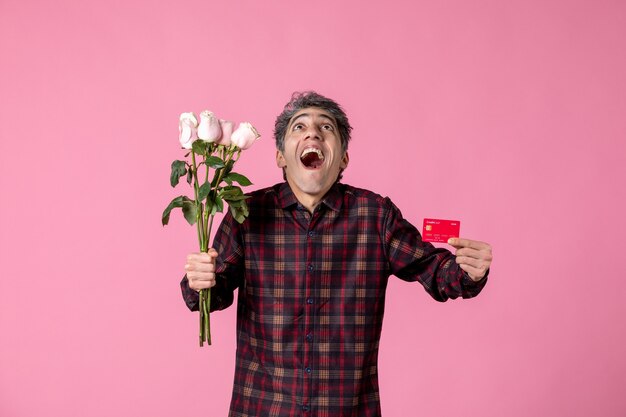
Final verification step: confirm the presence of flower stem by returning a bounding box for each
[195,145,242,347]
[203,147,234,242]
[191,151,206,251]
[207,215,215,241]
[204,289,211,345]
[199,289,205,346]
[192,150,212,346]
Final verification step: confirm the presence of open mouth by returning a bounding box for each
[300,147,325,169]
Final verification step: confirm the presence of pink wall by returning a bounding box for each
[1,0,625,416]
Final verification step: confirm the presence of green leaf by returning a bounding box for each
[198,181,212,201]
[211,195,224,215]
[182,199,198,225]
[220,186,249,202]
[170,160,187,187]
[192,140,208,155]
[211,171,222,188]
[218,186,238,199]
[162,196,185,225]
[224,172,252,187]
[223,195,243,203]
[205,156,225,169]
[186,169,193,185]
[162,196,197,226]
[222,159,235,177]
[229,202,248,224]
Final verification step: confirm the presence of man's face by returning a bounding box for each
[276,107,349,205]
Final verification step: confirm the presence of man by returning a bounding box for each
[181,91,493,416]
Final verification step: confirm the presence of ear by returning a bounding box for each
[340,152,349,169]
[276,150,287,168]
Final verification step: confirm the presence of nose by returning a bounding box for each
[304,125,323,141]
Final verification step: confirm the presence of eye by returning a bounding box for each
[293,123,304,131]
[322,124,334,131]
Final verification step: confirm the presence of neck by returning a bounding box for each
[286,180,330,213]
[293,191,322,213]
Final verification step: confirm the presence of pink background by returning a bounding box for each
[1,0,625,416]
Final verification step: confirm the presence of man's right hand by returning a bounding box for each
[185,249,218,292]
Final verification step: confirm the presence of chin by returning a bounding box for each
[293,177,327,194]
[300,184,326,195]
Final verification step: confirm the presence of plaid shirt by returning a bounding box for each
[181,182,487,417]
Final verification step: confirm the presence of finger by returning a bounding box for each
[185,261,216,274]
[187,272,216,283]
[185,262,216,284]
[186,253,210,264]
[455,255,484,269]
[186,251,217,264]
[456,252,492,270]
[457,263,488,281]
[186,269,217,284]
[455,247,493,261]
[188,278,216,291]
[447,238,490,250]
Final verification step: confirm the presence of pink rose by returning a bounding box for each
[216,119,234,146]
[197,110,222,142]
[179,112,198,149]
[231,122,260,150]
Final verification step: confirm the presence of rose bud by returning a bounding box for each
[231,122,260,150]
[197,110,222,143]
[179,112,198,149]
[216,119,234,146]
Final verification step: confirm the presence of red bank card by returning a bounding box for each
[422,218,461,243]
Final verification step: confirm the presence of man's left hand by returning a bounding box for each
[447,238,493,281]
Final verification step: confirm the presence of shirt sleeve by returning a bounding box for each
[179,211,245,312]
[180,273,239,312]
[382,198,488,301]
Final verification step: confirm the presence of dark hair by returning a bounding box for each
[274,91,353,152]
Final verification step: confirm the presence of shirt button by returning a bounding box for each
[302,405,310,412]
[305,367,312,374]
[308,231,314,237]
[306,333,313,342]
[307,264,314,271]
[306,298,314,304]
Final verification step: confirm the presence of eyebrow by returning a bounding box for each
[289,112,337,128]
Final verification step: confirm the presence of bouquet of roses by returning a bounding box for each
[162,110,260,346]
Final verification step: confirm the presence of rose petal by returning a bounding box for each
[216,119,234,146]
[231,122,260,150]
[179,112,198,149]
[197,110,222,143]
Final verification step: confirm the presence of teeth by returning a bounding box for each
[301,148,324,160]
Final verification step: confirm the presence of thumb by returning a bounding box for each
[447,237,461,248]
